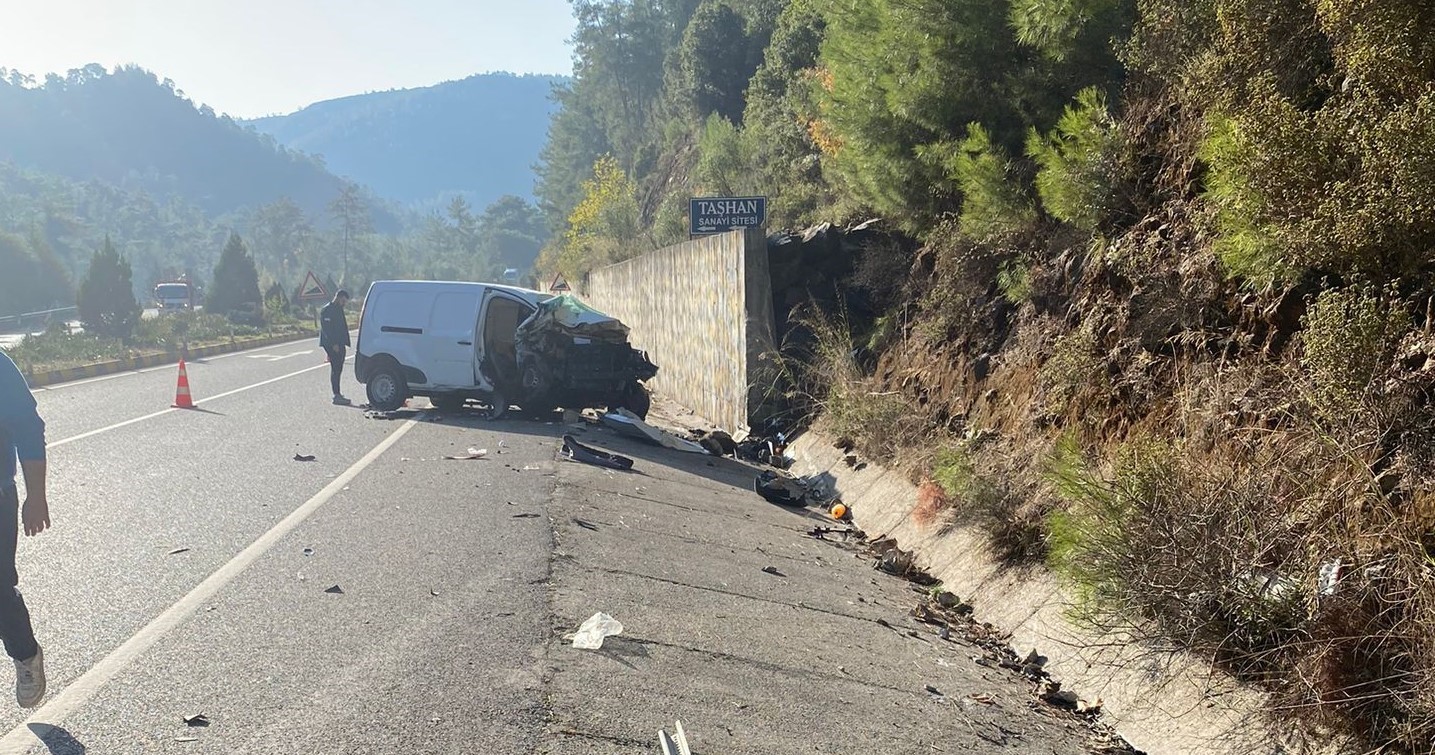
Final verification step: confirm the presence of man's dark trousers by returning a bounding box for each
[327,346,346,396]
[0,486,38,661]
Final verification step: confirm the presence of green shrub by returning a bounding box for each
[694,113,752,197]
[1300,283,1412,418]
[1027,87,1122,233]
[950,124,1038,241]
[1009,0,1124,60]
[1200,90,1435,283]
[1045,435,1308,674]
[76,237,142,340]
[996,260,1034,304]
[1039,322,1106,415]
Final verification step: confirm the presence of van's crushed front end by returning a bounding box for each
[514,295,657,418]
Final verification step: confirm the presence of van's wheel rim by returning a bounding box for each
[371,374,399,405]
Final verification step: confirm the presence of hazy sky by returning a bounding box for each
[0,0,577,118]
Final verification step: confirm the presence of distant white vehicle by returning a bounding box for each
[354,280,546,413]
[154,280,196,310]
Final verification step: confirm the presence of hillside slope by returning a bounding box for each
[0,64,360,220]
[248,72,565,209]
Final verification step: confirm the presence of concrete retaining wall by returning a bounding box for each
[788,432,1306,755]
[582,230,775,436]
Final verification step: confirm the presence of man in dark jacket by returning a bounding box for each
[320,290,352,405]
[0,351,49,708]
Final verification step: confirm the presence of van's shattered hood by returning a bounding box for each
[516,294,630,344]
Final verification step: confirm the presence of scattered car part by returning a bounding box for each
[562,435,635,471]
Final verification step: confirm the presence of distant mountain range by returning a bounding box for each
[0,64,372,222]
[248,72,567,211]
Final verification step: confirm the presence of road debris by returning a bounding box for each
[167,547,190,556]
[562,435,634,471]
[658,720,692,755]
[444,447,489,460]
[293,454,317,462]
[512,513,541,519]
[735,425,794,469]
[870,538,939,586]
[302,547,314,557]
[754,470,808,507]
[692,429,737,457]
[182,714,211,727]
[601,410,707,454]
[761,566,786,577]
[324,585,344,594]
[571,612,624,650]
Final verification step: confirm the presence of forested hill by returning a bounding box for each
[0,64,359,220]
[248,73,566,210]
[534,2,1435,751]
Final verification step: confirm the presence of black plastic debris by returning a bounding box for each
[754,470,809,507]
[293,454,317,462]
[562,435,634,471]
[761,566,786,577]
[694,429,738,457]
[324,585,344,594]
[183,714,211,727]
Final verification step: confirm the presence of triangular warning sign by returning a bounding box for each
[549,274,571,293]
[298,271,329,302]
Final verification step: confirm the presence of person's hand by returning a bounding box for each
[22,494,50,537]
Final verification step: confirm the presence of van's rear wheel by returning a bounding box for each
[365,367,407,411]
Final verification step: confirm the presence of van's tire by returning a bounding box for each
[365,366,408,412]
[519,363,556,418]
[432,394,467,413]
[617,382,651,421]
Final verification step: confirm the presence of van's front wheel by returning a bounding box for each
[617,381,651,420]
[365,367,407,411]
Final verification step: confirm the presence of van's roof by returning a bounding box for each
[366,280,550,302]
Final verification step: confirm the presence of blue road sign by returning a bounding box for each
[690,196,767,235]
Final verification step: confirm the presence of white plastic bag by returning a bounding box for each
[571,612,624,650]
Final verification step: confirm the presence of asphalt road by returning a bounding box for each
[9,337,560,754]
[5,337,1119,754]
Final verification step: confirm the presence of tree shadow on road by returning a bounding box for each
[27,723,85,754]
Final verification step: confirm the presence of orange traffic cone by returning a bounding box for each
[172,359,196,409]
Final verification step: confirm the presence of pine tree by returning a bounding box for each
[208,232,262,318]
[76,236,141,339]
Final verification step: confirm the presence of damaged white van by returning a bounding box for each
[354,280,545,413]
[354,280,657,419]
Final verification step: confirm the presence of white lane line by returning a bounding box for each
[48,358,349,449]
[0,419,418,754]
[242,349,316,362]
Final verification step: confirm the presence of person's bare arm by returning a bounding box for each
[20,459,48,537]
